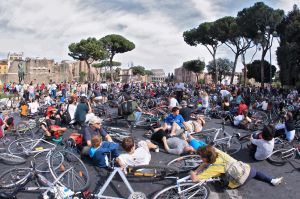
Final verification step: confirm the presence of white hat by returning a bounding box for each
[88,116,103,125]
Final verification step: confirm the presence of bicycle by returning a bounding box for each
[152,175,219,199]
[0,150,90,198]
[167,154,202,172]
[191,124,242,155]
[268,139,300,165]
[0,148,26,165]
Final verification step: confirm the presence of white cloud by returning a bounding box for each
[0,0,298,73]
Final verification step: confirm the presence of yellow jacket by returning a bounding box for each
[196,149,251,188]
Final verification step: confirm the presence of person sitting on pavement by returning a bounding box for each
[41,107,67,141]
[28,98,39,115]
[179,100,192,122]
[89,135,120,168]
[153,107,187,137]
[168,94,179,110]
[248,125,275,161]
[275,111,296,141]
[81,117,112,156]
[116,137,158,171]
[121,94,142,123]
[237,100,248,115]
[233,109,252,129]
[19,100,29,117]
[74,95,92,126]
[190,145,283,188]
[222,96,231,112]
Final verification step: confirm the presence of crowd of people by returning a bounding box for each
[1,79,299,193]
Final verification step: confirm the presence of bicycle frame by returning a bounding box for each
[18,138,56,155]
[166,175,220,199]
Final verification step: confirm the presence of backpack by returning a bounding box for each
[121,101,134,115]
[218,153,247,187]
[62,104,72,124]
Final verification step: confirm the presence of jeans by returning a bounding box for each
[275,123,295,141]
[247,168,272,183]
[134,111,142,122]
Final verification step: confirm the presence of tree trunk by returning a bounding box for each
[196,74,199,83]
[85,61,91,81]
[260,50,267,88]
[230,53,239,84]
[109,55,114,82]
[213,52,218,84]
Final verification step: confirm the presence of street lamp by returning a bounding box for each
[257,25,278,87]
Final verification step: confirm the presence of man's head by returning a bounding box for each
[121,137,135,153]
[171,107,180,115]
[183,146,195,154]
[89,117,103,129]
[180,100,187,107]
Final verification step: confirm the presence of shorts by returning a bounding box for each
[166,123,181,131]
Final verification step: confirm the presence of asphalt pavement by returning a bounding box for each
[0,113,299,199]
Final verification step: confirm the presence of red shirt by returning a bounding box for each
[238,103,248,115]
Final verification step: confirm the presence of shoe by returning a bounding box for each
[155,147,159,153]
[271,177,283,186]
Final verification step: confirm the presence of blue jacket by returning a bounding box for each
[89,141,119,168]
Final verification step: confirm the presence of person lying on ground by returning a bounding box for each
[161,136,194,155]
[190,145,283,188]
[116,137,158,171]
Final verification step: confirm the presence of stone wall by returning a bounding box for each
[0,59,99,84]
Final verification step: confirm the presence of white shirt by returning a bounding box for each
[251,138,274,160]
[261,101,268,111]
[118,141,151,167]
[28,102,39,114]
[100,83,108,90]
[68,104,77,122]
[220,90,230,99]
[169,97,179,108]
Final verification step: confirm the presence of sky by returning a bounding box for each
[0,0,299,73]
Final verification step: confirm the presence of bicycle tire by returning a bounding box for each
[268,148,296,165]
[0,153,26,165]
[8,137,34,155]
[167,155,202,172]
[152,183,210,199]
[215,136,242,155]
[0,167,31,189]
[252,111,268,124]
[34,151,64,173]
[49,150,90,192]
[127,165,179,178]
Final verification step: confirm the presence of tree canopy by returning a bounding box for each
[237,2,284,87]
[182,59,205,82]
[100,34,135,81]
[131,65,153,76]
[206,58,234,83]
[246,60,276,83]
[277,5,300,88]
[183,22,221,83]
[68,37,108,81]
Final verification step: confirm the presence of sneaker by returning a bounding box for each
[155,147,160,153]
[271,177,283,186]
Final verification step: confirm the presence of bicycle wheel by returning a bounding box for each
[0,153,26,165]
[252,111,268,124]
[8,137,33,155]
[127,165,179,178]
[49,150,90,192]
[167,155,202,172]
[153,183,210,199]
[216,137,242,155]
[0,168,31,189]
[268,148,296,165]
[34,151,64,173]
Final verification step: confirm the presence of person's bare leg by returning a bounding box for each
[170,123,178,136]
[145,140,158,149]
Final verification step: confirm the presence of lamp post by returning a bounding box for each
[257,25,277,88]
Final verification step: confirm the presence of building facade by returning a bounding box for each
[0,60,8,74]
[149,69,165,82]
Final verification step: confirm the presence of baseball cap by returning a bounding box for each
[88,117,103,125]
